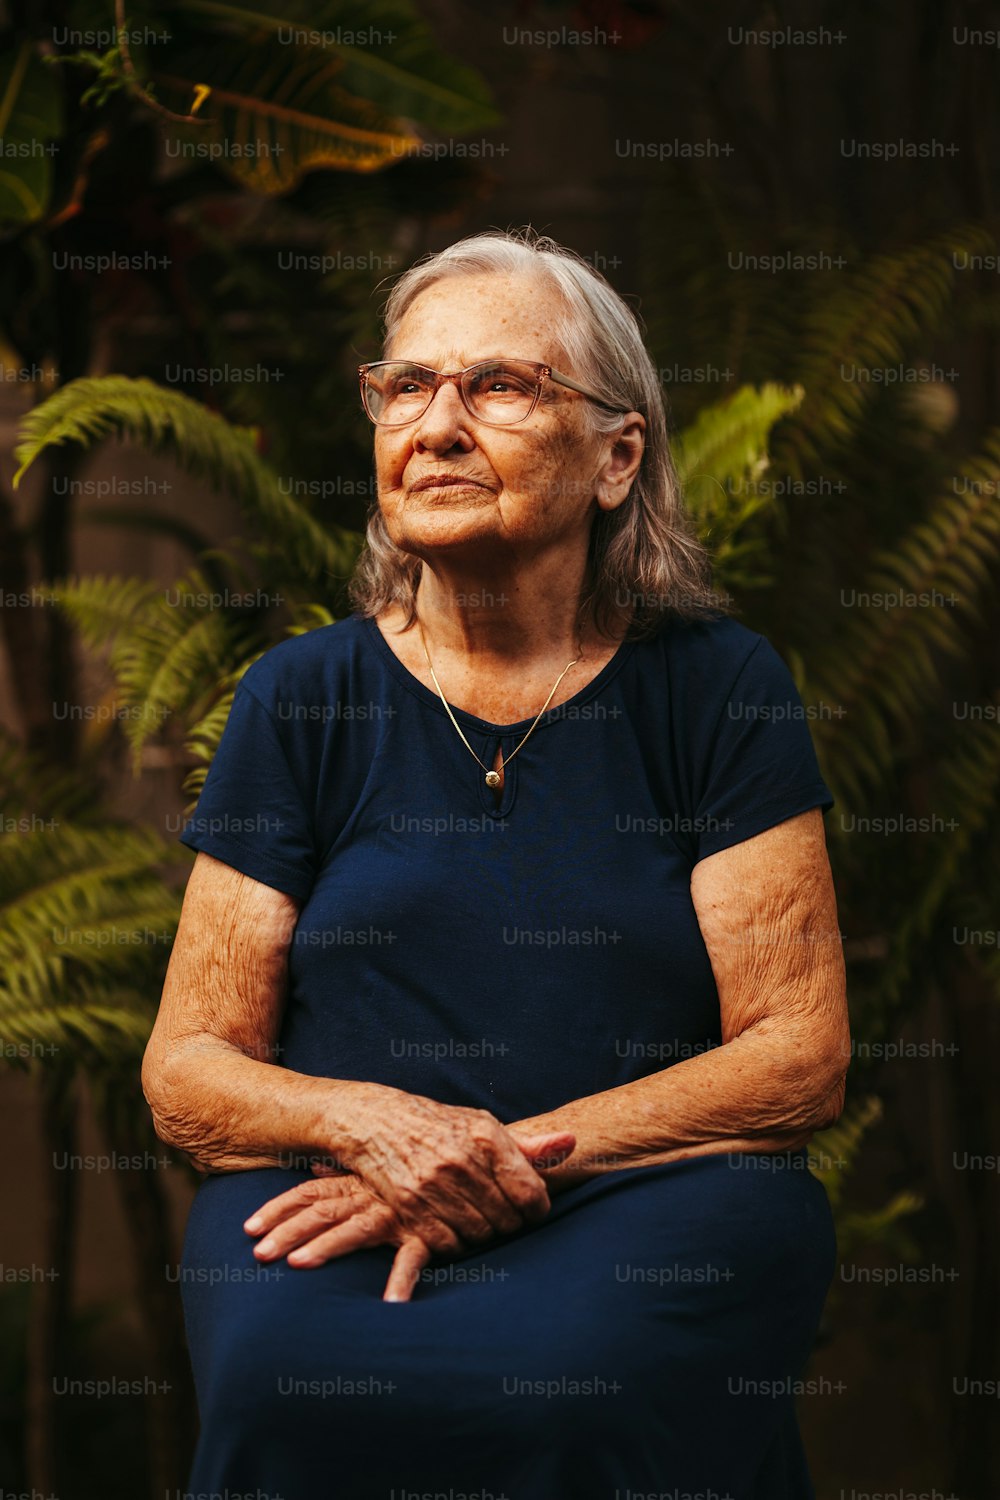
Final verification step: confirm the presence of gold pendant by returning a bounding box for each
[485,770,502,788]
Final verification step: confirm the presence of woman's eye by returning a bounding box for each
[472,370,528,396]
[388,377,427,397]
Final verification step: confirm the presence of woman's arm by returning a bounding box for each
[141,851,387,1173]
[142,851,571,1254]
[508,808,850,1193]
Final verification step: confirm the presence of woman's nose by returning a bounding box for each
[412,379,472,449]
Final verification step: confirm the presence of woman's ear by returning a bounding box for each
[596,412,645,511]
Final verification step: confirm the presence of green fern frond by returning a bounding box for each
[834,1192,925,1264]
[0,982,163,1070]
[778,225,994,470]
[810,1097,924,1261]
[807,431,1000,802]
[674,383,804,591]
[183,687,238,773]
[675,382,805,496]
[54,570,264,764]
[810,1095,883,1208]
[115,597,241,761]
[0,732,92,822]
[13,376,360,584]
[181,640,273,784]
[48,575,161,650]
[871,714,1000,1021]
[287,603,340,634]
[951,881,1000,1000]
[0,824,182,1005]
[182,609,339,797]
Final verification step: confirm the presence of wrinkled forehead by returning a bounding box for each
[385,272,575,370]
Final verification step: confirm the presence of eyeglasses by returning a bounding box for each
[358,358,627,428]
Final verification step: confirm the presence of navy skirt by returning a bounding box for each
[179,1148,835,1499]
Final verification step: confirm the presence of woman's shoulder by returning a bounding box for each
[643,610,772,681]
[633,612,808,737]
[238,613,369,710]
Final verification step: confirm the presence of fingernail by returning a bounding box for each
[244,1215,262,1231]
[255,1238,275,1256]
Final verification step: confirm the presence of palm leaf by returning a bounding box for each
[873,713,1000,1022]
[172,0,501,131]
[154,53,424,190]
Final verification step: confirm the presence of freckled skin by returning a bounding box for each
[372,274,644,740]
[371,272,647,793]
[376,273,616,566]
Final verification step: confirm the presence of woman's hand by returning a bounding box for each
[243,1117,573,1302]
[245,1173,435,1301]
[338,1091,576,1256]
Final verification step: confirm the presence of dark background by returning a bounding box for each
[2,1,1000,1496]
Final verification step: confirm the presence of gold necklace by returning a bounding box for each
[417,617,581,788]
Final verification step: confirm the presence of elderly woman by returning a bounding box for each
[142,227,849,1500]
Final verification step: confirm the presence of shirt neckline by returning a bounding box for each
[358,611,639,734]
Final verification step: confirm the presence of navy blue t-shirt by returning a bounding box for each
[179,610,834,1122]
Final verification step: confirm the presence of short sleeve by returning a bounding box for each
[179,678,317,901]
[692,636,834,863]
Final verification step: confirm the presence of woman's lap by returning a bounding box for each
[180,1149,835,1500]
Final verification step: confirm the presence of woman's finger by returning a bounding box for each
[512,1131,577,1169]
[282,1212,399,1269]
[253,1198,384,1261]
[244,1177,364,1241]
[383,1239,431,1303]
[409,1173,513,1245]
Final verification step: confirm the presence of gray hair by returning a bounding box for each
[348,226,724,638]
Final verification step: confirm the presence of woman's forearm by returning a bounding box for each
[510,1020,847,1194]
[143,855,403,1175]
[143,1034,393,1175]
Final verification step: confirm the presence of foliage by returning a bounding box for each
[812,1097,922,1261]
[0,0,498,231]
[674,380,804,591]
[640,192,1000,1073]
[0,734,186,1070]
[0,9,502,1491]
[13,376,362,587]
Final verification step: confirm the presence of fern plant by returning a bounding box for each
[640,192,1000,1336]
[0,730,194,1496]
[812,1097,922,1263]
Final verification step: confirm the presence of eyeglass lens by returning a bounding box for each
[365,361,540,425]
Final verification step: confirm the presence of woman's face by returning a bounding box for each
[372,273,638,568]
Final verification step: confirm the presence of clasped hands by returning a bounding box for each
[243,1090,576,1303]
